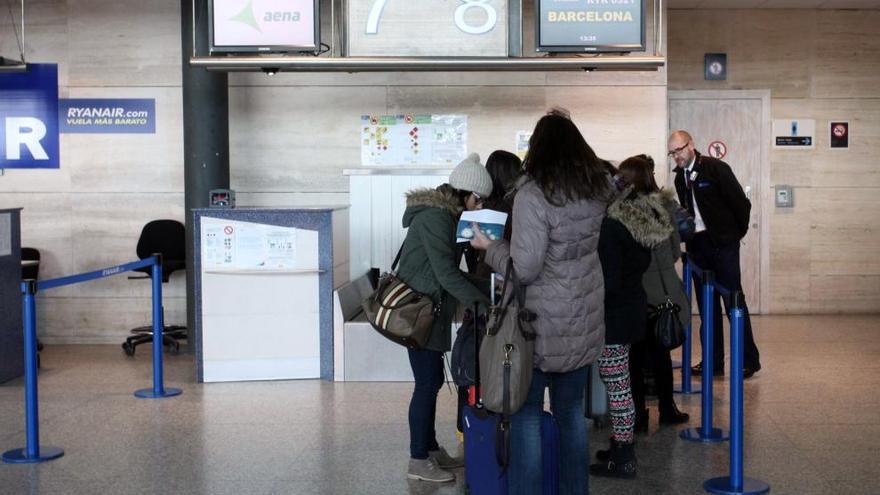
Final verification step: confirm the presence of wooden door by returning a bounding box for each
[668,91,769,313]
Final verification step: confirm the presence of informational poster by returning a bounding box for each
[773,119,815,149]
[361,114,467,166]
[348,0,508,56]
[59,99,156,134]
[203,221,297,270]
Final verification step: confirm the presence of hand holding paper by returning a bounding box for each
[457,208,507,245]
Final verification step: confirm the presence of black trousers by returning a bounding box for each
[686,232,761,370]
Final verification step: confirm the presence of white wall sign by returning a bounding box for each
[347,0,508,56]
[773,119,815,149]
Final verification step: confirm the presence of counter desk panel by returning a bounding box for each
[193,207,349,383]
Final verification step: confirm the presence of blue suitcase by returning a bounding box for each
[463,290,560,495]
[463,405,508,494]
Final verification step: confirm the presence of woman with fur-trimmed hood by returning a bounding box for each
[592,155,677,479]
[397,153,492,484]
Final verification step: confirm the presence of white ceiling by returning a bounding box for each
[667,0,880,8]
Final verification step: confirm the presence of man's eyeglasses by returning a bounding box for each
[667,142,690,157]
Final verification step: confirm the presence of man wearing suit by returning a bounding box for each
[668,130,761,379]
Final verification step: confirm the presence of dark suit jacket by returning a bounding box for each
[674,152,751,246]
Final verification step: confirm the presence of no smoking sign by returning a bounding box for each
[708,140,728,159]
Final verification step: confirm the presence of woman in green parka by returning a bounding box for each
[398,153,492,483]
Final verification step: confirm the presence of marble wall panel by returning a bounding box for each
[37,296,186,344]
[67,0,181,87]
[812,10,880,99]
[769,273,811,314]
[810,188,880,277]
[810,275,880,314]
[667,10,813,98]
[0,0,70,87]
[229,86,387,192]
[0,192,73,281]
[386,85,548,161]
[545,86,668,181]
[64,87,184,193]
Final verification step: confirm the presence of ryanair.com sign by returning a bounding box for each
[59,99,155,134]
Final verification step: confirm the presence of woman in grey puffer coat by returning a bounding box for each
[471,110,612,495]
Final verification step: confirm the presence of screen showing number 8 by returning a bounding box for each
[366,0,498,35]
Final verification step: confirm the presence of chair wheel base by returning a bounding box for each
[2,447,64,464]
[134,387,182,399]
[704,476,770,494]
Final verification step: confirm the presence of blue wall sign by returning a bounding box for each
[0,64,60,169]
[59,99,156,134]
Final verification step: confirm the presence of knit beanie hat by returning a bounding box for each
[449,153,493,198]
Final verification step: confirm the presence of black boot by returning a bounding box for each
[595,437,615,461]
[635,408,649,433]
[590,442,637,479]
[659,402,690,425]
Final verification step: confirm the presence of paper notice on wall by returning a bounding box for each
[203,221,297,270]
[515,131,532,160]
[361,114,467,166]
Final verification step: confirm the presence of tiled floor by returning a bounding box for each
[1,315,878,494]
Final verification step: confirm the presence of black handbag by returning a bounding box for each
[649,270,686,350]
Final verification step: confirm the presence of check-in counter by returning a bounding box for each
[193,206,349,383]
[0,208,23,384]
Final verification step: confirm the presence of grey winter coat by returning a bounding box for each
[397,186,490,353]
[485,180,607,373]
[642,189,692,329]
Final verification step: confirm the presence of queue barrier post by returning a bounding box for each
[675,254,700,395]
[680,270,728,443]
[135,254,182,399]
[704,292,770,495]
[2,280,64,464]
[3,256,182,463]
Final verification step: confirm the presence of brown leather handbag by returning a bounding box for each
[362,245,439,349]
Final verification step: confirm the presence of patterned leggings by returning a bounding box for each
[597,344,635,445]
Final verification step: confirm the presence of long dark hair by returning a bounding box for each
[523,114,612,205]
[486,150,523,204]
[617,154,659,195]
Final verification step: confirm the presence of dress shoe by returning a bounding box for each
[743,365,761,379]
[659,404,690,425]
[691,361,724,377]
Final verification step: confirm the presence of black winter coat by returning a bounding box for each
[599,190,674,345]
[674,152,751,247]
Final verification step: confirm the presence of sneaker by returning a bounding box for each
[429,446,464,469]
[407,457,455,483]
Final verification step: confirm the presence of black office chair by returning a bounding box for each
[21,247,43,366]
[121,220,187,356]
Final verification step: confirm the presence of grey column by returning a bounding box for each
[182,0,229,344]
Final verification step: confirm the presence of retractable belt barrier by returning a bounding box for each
[2,254,182,465]
[675,258,770,494]
[680,262,728,443]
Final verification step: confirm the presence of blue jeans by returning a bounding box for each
[509,366,589,495]
[408,348,444,459]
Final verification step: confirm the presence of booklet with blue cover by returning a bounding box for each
[456,209,509,243]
